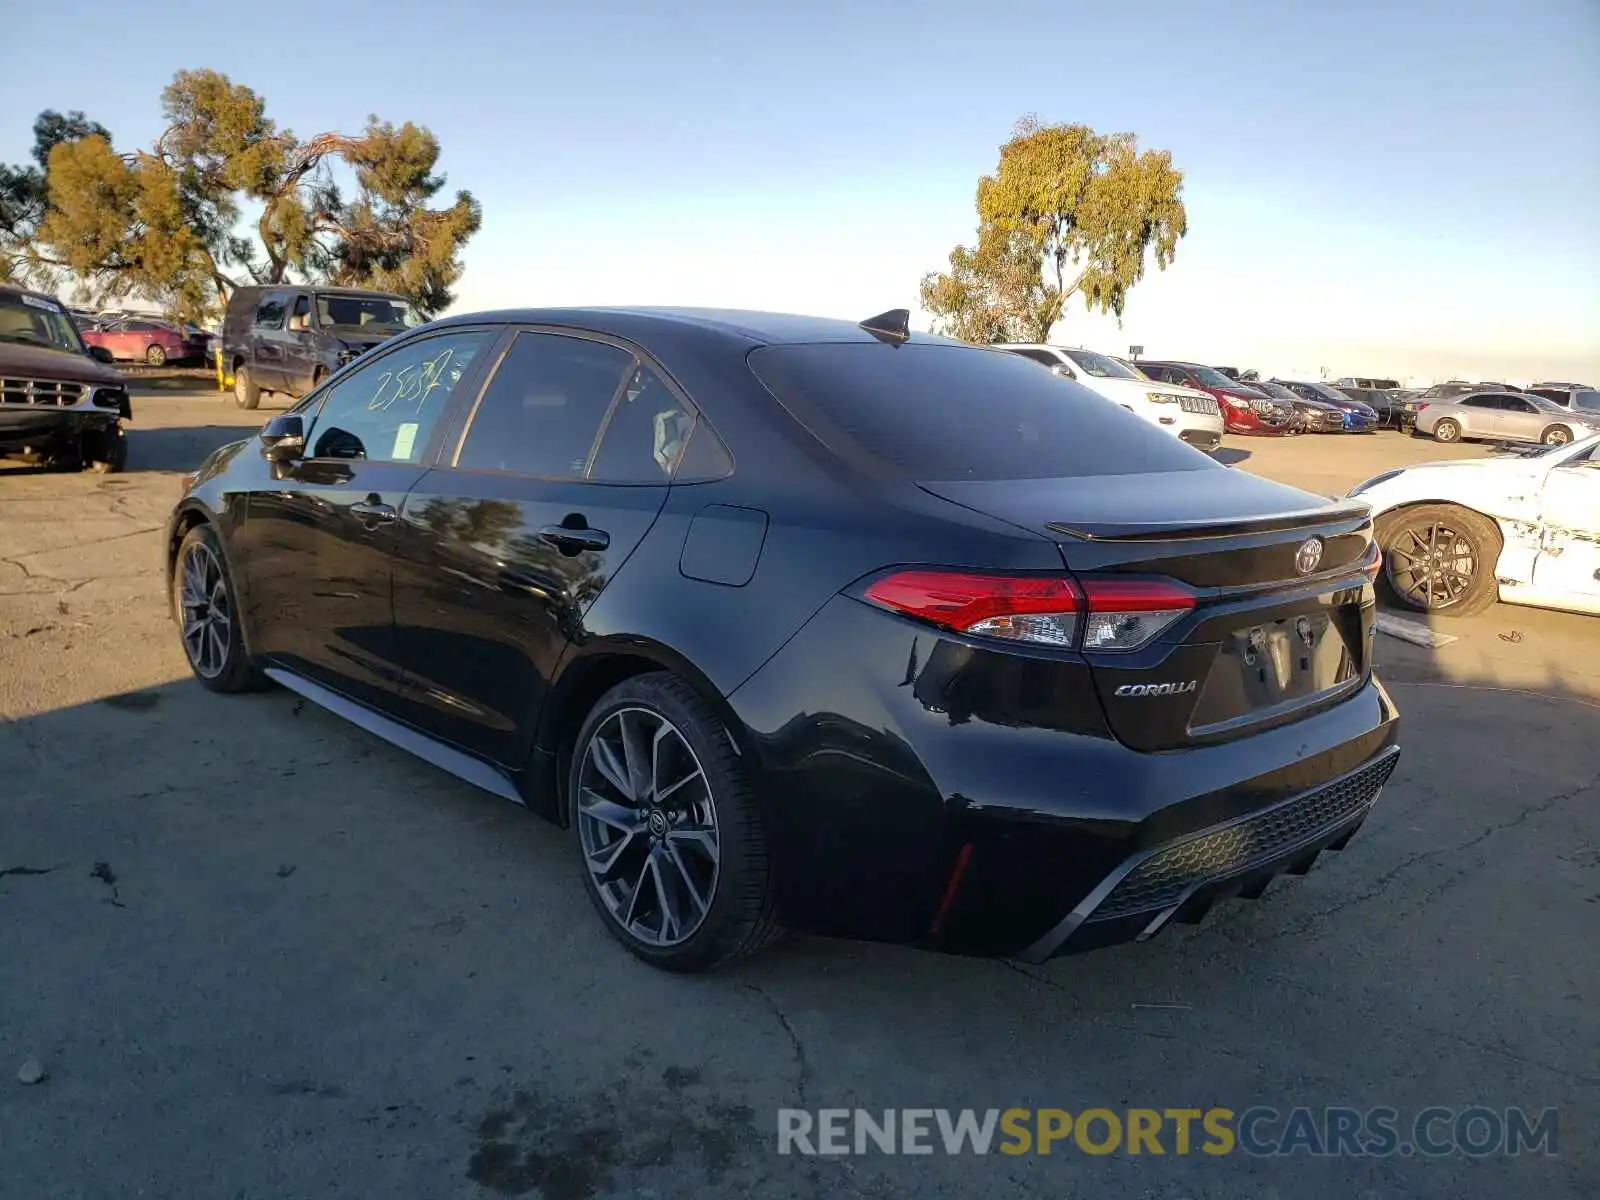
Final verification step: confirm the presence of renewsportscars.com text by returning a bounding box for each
[777,1106,1559,1158]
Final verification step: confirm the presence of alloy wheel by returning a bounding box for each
[1543,427,1571,446]
[576,707,720,947]
[1384,522,1478,609]
[179,542,232,678]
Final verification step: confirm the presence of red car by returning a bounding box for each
[81,317,207,366]
[1137,360,1297,435]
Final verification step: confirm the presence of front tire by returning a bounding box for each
[145,343,167,366]
[234,365,260,410]
[172,525,265,692]
[569,673,780,972]
[84,424,127,474]
[1541,425,1573,446]
[1432,418,1462,443]
[1375,504,1501,617]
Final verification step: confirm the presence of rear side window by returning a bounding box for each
[254,294,288,329]
[747,343,1213,481]
[456,332,633,477]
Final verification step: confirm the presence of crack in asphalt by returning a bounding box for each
[743,983,812,1107]
[1251,967,1600,1089]
[1238,770,1600,945]
[0,864,58,879]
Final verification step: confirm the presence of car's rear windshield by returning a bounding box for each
[746,342,1215,481]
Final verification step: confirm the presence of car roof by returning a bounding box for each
[428,306,965,349]
[0,281,66,307]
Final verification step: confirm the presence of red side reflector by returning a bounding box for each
[928,842,973,935]
[863,571,1081,632]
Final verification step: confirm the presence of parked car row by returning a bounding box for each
[997,345,1399,446]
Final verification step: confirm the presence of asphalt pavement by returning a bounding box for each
[2,394,1596,1198]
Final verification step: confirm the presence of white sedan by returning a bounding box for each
[1350,434,1600,617]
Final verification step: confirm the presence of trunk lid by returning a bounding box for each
[920,470,1377,751]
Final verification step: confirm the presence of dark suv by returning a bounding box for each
[223,285,420,409]
[0,283,130,473]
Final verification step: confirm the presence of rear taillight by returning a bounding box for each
[862,571,1082,646]
[861,572,1195,652]
[1079,579,1196,652]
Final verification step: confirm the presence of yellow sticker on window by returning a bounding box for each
[392,422,419,460]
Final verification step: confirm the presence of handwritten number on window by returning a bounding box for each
[366,348,459,414]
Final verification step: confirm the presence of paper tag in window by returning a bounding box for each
[20,294,61,313]
[391,422,420,460]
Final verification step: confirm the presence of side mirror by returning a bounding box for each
[88,345,115,364]
[1050,364,1077,380]
[260,413,306,463]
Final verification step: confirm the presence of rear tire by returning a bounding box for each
[234,365,260,410]
[1541,424,1573,446]
[569,673,780,972]
[1432,418,1461,443]
[172,524,266,692]
[1375,503,1501,617]
[145,344,166,366]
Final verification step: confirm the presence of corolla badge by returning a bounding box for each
[1295,536,1324,575]
[1114,680,1198,697]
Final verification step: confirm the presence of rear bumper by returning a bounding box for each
[727,594,1401,957]
[1015,745,1397,960]
[1223,407,1294,436]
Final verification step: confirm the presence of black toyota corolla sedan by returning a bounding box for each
[167,307,1399,972]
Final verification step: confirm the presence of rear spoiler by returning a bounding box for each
[1047,499,1373,543]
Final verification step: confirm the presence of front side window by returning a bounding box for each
[1571,391,1600,413]
[306,329,494,462]
[254,294,289,330]
[456,332,634,477]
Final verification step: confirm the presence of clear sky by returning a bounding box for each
[3,0,1597,383]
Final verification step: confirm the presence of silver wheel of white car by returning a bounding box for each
[1432,419,1461,444]
[1541,425,1573,447]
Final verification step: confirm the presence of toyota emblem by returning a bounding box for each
[1295,537,1324,575]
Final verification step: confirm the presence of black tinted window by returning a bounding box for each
[457,332,632,477]
[1462,395,1499,408]
[307,329,492,462]
[674,418,734,481]
[1007,348,1060,368]
[748,343,1213,481]
[1572,391,1600,413]
[254,294,288,329]
[590,362,696,482]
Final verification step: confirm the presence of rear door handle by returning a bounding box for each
[350,500,397,523]
[538,524,609,553]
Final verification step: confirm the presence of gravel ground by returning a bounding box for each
[2,396,1596,1199]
